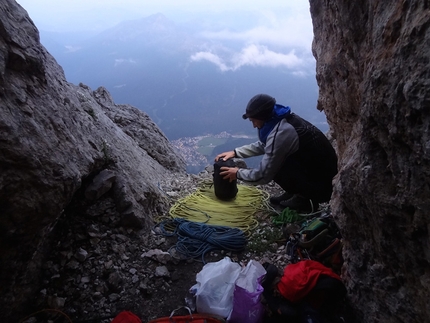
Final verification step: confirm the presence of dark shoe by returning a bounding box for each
[269,192,294,205]
[280,194,318,213]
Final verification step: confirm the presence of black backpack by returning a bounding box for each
[213,159,238,200]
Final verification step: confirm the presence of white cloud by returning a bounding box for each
[64,45,82,53]
[233,45,303,69]
[114,58,137,67]
[199,11,313,51]
[190,44,311,74]
[190,52,229,71]
[189,7,314,74]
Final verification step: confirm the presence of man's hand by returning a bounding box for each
[215,150,235,162]
[220,166,238,182]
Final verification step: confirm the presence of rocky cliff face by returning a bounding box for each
[310,0,430,322]
[0,0,185,318]
[2,0,430,321]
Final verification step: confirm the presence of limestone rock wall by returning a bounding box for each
[0,0,185,318]
[310,0,430,322]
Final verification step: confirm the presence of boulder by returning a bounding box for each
[0,0,185,319]
[310,0,430,322]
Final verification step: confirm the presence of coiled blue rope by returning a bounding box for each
[155,218,247,263]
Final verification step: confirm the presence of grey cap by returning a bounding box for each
[242,94,276,120]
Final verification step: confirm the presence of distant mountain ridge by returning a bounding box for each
[40,13,327,140]
[88,13,195,50]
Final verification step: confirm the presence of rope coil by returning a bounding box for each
[156,180,270,262]
[168,180,269,234]
[155,218,247,263]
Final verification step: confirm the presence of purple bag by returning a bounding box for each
[227,260,266,323]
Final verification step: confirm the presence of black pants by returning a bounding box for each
[271,113,338,203]
[273,154,336,203]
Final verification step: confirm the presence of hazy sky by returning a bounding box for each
[16,0,315,75]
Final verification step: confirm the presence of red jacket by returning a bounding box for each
[277,260,341,302]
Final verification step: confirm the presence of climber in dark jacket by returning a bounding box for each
[215,94,338,213]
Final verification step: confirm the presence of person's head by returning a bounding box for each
[242,94,276,127]
[249,117,265,129]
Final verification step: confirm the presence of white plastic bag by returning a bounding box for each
[195,257,241,318]
[235,260,266,292]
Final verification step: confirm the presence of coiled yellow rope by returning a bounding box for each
[168,180,270,235]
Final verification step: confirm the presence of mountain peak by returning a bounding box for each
[98,13,176,41]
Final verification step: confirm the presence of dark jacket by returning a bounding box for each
[235,113,337,185]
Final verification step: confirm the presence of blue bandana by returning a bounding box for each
[258,104,291,144]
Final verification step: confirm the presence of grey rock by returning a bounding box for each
[107,271,123,292]
[66,260,80,270]
[141,249,172,264]
[108,293,120,302]
[0,0,186,318]
[104,260,113,269]
[155,237,166,246]
[310,0,430,321]
[155,266,170,278]
[47,296,66,309]
[75,248,88,262]
[129,268,137,275]
[85,169,117,201]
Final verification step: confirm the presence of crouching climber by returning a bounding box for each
[215,94,338,213]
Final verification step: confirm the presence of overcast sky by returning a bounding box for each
[15,0,315,75]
